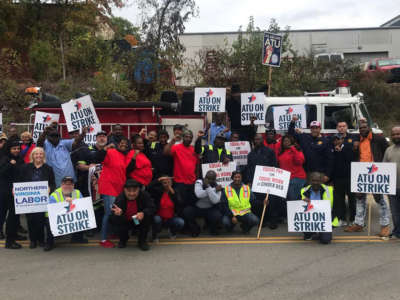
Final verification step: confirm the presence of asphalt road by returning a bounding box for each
[0,200,399,300]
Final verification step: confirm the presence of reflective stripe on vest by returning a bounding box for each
[224,185,251,216]
[201,144,230,159]
[51,188,81,203]
[150,142,158,150]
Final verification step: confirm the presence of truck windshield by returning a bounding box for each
[324,105,356,129]
[378,59,400,67]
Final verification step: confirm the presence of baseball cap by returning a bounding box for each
[61,176,74,184]
[124,179,141,189]
[310,121,321,128]
[215,132,226,140]
[173,124,184,131]
[96,130,107,136]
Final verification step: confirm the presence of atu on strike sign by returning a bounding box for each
[194,88,226,112]
[251,166,291,198]
[201,161,237,187]
[273,105,307,130]
[351,162,397,195]
[62,95,100,132]
[13,181,49,214]
[240,93,266,125]
[48,197,97,237]
[84,124,102,147]
[262,32,282,67]
[32,111,60,142]
[287,200,332,233]
[224,141,251,166]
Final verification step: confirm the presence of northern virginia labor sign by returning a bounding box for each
[62,95,100,132]
[13,181,49,214]
[240,93,266,125]
[194,88,226,112]
[262,32,282,67]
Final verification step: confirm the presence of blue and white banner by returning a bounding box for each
[194,88,226,112]
[262,32,282,67]
[13,181,49,214]
[287,200,332,232]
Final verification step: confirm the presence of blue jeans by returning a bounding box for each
[354,193,390,227]
[389,188,400,237]
[222,213,259,233]
[152,215,185,237]
[101,195,116,241]
[287,178,307,200]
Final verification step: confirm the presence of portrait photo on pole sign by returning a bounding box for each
[240,93,267,125]
[48,197,97,237]
[83,124,102,147]
[287,200,332,232]
[273,105,307,131]
[32,111,60,143]
[262,32,282,67]
[201,161,237,187]
[13,181,49,214]
[194,88,226,112]
[251,166,291,198]
[351,162,397,195]
[224,141,251,166]
[61,95,100,132]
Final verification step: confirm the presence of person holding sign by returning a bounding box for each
[110,179,155,250]
[184,170,223,236]
[196,131,233,165]
[383,126,400,239]
[246,134,281,229]
[36,126,88,187]
[46,176,86,251]
[345,121,390,237]
[220,171,260,234]
[19,147,55,249]
[289,117,333,183]
[301,172,334,244]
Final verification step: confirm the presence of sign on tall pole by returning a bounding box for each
[262,32,282,96]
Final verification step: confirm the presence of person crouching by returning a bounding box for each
[110,179,155,250]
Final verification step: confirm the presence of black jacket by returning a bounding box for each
[113,190,156,218]
[332,144,355,179]
[245,145,278,184]
[195,138,233,164]
[19,163,56,193]
[289,121,334,177]
[0,154,24,205]
[355,133,389,162]
[144,141,173,178]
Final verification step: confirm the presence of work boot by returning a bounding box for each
[18,226,28,234]
[378,225,390,238]
[118,240,127,248]
[138,240,150,251]
[0,231,4,240]
[344,224,363,232]
[5,241,22,249]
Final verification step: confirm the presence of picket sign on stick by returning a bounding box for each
[256,194,269,240]
[368,200,372,241]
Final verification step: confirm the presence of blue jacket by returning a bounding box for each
[289,121,334,178]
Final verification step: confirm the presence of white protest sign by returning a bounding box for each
[0,112,2,134]
[61,95,100,132]
[251,166,291,197]
[48,197,97,237]
[13,181,49,214]
[240,93,266,125]
[32,111,60,142]
[194,88,226,112]
[287,200,332,232]
[83,124,102,147]
[351,162,397,195]
[273,105,306,130]
[224,141,251,166]
[201,161,237,187]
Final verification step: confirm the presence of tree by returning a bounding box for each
[111,16,140,40]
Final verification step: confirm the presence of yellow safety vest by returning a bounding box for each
[300,184,339,227]
[201,145,231,160]
[150,142,158,150]
[224,185,251,216]
[46,188,81,217]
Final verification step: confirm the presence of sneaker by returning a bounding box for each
[338,220,348,227]
[18,226,28,234]
[138,241,150,251]
[378,225,390,238]
[304,235,312,241]
[168,229,177,240]
[99,240,115,248]
[344,224,363,232]
[118,240,127,248]
[43,243,54,252]
[5,241,22,249]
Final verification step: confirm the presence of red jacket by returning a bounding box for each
[278,147,306,179]
[126,151,153,186]
[98,149,127,196]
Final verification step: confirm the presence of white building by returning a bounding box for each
[178,15,400,85]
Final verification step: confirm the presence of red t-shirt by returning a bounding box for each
[278,147,306,179]
[158,192,175,221]
[125,200,138,221]
[126,151,153,186]
[171,143,198,184]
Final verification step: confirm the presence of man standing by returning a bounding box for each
[246,134,281,229]
[301,172,334,244]
[196,132,233,164]
[289,116,333,183]
[345,121,390,237]
[263,127,281,159]
[37,126,87,187]
[203,113,231,145]
[164,130,198,211]
[144,130,173,179]
[383,126,400,239]
[110,179,155,250]
[108,124,131,148]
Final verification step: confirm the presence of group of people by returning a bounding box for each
[1,87,399,250]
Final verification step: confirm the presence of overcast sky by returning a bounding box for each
[113,0,399,33]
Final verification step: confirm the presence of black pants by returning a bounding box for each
[183,205,222,235]
[333,177,356,222]
[44,218,85,246]
[304,232,332,244]
[110,214,151,243]
[27,213,46,243]
[5,199,18,244]
[174,183,196,214]
[251,193,284,225]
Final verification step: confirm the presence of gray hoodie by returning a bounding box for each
[194,179,221,209]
